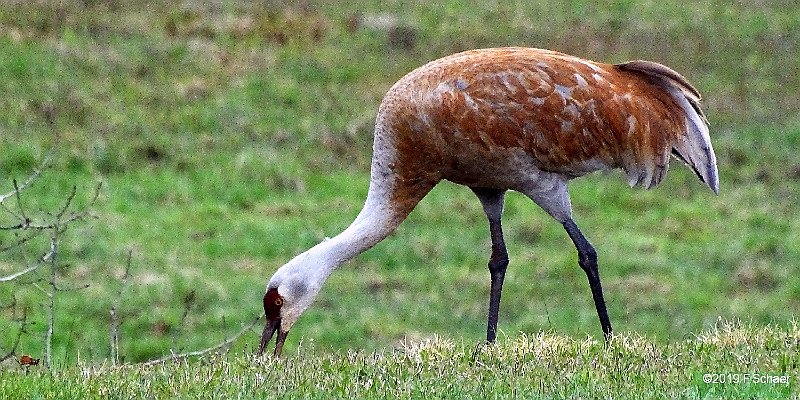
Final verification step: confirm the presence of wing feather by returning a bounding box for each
[616,60,719,193]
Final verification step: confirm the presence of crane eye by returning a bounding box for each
[274,297,283,306]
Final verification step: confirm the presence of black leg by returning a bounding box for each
[486,214,509,342]
[562,218,612,340]
[471,188,509,343]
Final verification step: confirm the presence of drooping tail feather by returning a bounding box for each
[616,60,719,194]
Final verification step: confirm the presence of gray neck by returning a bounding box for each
[311,202,400,270]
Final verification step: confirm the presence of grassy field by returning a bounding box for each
[1,323,798,398]
[1,0,799,382]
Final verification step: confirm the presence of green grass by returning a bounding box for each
[1,0,799,376]
[1,322,798,398]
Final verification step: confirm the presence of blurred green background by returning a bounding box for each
[1,0,798,363]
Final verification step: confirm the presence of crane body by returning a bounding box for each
[259,47,718,356]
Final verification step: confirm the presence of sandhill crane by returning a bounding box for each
[258,47,718,356]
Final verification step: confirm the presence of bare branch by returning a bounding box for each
[169,289,197,356]
[12,179,31,228]
[0,229,44,252]
[55,282,91,292]
[1,182,101,231]
[1,222,54,230]
[44,233,58,369]
[0,154,50,205]
[55,185,77,220]
[0,264,41,282]
[0,182,24,224]
[87,181,103,207]
[110,250,133,366]
[1,216,94,231]
[0,201,19,220]
[0,157,47,220]
[11,246,60,288]
[142,315,263,366]
[0,149,101,367]
[0,308,28,363]
[57,181,102,227]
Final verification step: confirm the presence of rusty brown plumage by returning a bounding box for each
[377,47,717,199]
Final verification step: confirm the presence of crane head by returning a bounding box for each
[257,253,328,357]
[258,287,288,357]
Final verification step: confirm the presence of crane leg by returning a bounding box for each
[471,187,509,343]
[562,218,613,340]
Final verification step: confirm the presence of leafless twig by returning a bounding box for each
[0,228,45,252]
[0,152,51,205]
[142,315,263,366]
[170,289,197,355]
[110,250,133,366]
[44,234,58,368]
[39,182,101,368]
[0,306,29,363]
[13,179,29,227]
[0,264,41,282]
[0,152,53,233]
[54,185,77,220]
[1,111,103,367]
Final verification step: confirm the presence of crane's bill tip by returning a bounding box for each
[258,318,281,357]
[274,330,289,357]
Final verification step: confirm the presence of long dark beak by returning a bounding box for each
[258,317,288,357]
